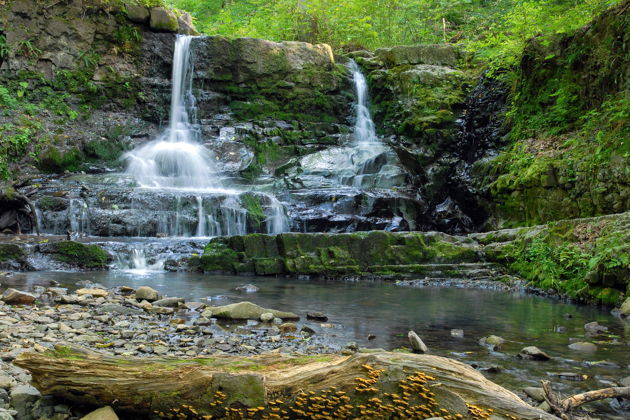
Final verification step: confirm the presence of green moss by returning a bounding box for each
[50,241,110,269]
[37,147,85,173]
[241,194,265,230]
[199,241,239,272]
[0,244,25,262]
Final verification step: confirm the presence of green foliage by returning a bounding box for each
[166,0,618,68]
[501,216,630,304]
[0,34,8,59]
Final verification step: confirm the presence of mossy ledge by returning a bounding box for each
[42,240,111,269]
[186,211,630,305]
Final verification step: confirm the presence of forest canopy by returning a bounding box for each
[165,0,621,67]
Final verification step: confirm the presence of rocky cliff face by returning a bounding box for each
[475,0,629,228]
[350,45,508,233]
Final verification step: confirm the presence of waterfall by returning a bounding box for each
[349,60,378,145]
[124,35,222,191]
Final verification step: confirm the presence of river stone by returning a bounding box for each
[279,322,297,333]
[80,406,119,420]
[621,376,630,387]
[150,7,178,32]
[125,4,150,23]
[523,387,546,402]
[204,302,299,321]
[584,321,608,335]
[135,286,160,302]
[518,346,551,361]
[479,335,505,350]
[96,304,142,316]
[408,330,428,353]
[1,289,36,305]
[10,384,40,418]
[152,297,184,307]
[76,288,108,297]
[306,311,328,321]
[619,297,630,316]
[235,284,259,293]
[260,312,274,322]
[568,342,597,352]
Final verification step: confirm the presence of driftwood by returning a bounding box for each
[14,345,556,419]
[542,380,630,419]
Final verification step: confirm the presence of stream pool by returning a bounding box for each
[3,270,629,417]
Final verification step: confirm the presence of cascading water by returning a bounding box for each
[349,60,378,145]
[121,35,288,240]
[124,35,222,191]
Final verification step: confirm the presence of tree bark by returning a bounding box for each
[15,345,556,419]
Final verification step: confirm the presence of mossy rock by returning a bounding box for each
[49,241,110,269]
[0,244,25,262]
[199,242,240,272]
[37,147,85,174]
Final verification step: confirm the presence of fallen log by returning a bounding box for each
[14,345,556,419]
[542,380,630,419]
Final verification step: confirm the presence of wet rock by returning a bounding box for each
[279,323,297,333]
[450,329,464,338]
[203,302,299,321]
[479,335,505,350]
[96,304,142,316]
[235,284,259,293]
[568,342,597,352]
[1,289,36,305]
[554,372,588,381]
[259,312,274,322]
[620,376,630,387]
[152,297,184,307]
[0,408,15,420]
[584,321,608,335]
[135,286,160,302]
[81,406,119,420]
[618,297,630,317]
[408,330,428,354]
[301,325,316,335]
[523,387,546,402]
[518,346,550,361]
[76,288,108,297]
[10,384,40,418]
[585,360,619,369]
[306,312,328,322]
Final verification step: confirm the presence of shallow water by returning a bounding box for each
[4,271,630,415]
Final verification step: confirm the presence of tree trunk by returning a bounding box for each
[14,345,555,419]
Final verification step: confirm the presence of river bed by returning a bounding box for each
[3,270,629,417]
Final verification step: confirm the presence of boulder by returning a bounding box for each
[306,311,328,322]
[96,304,142,316]
[567,342,597,352]
[125,4,150,23]
[76,288,108,297]
[259,312,274,322]
[279,322,297,333]
[523,387,546,402]
[584,321,608,335]
[203,302,299,321]
[150,7,179,32]
[177,13,198,35]
[80,406,119,420]
[135,286,160,302]
[9,384,40,419]
[408,330,429,353]
[479,335,505,351]
[619,297,630,316]
[152,297,184,307]
[1,288,36,305]
[235,284,259,293]
[518,346,550,361]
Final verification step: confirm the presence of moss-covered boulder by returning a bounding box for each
[41,241,111,270]
[0,244,27,269]
[374,44,462,67]
[149,7,179,32]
